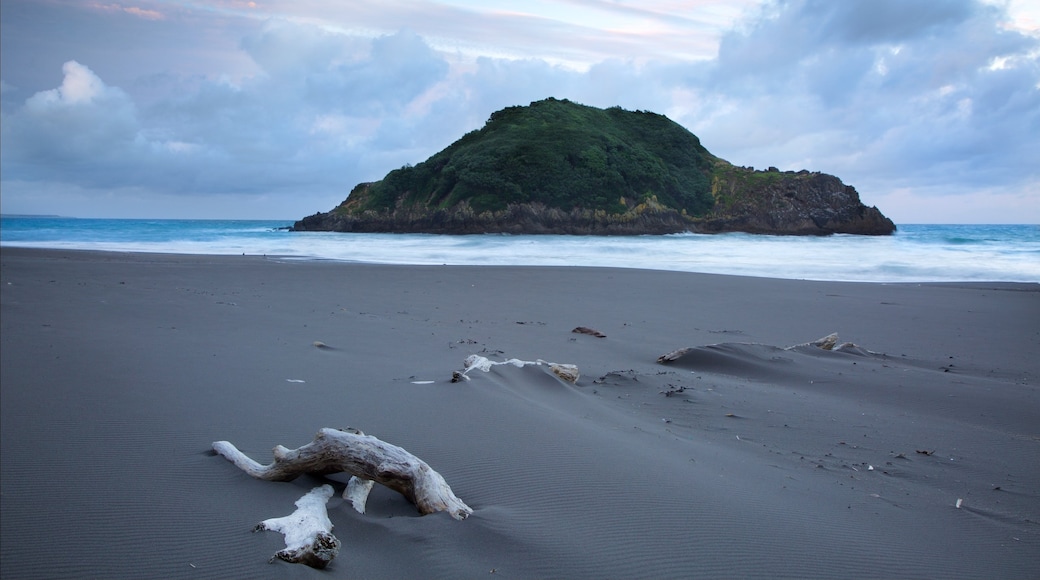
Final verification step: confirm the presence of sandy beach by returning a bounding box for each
[1,247,1038,579]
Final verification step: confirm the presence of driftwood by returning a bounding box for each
[572,326,606,338]
[787,332,872,353]
[344,476,376,514]
[452,354,580,383]
[213,428,473,520]
[254,485,340,569]
[794,332,840,350]
[657,347,693,363]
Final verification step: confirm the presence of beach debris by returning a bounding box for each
[449,338,479,350]
[312,341,334,349]
[660,384,687,397]
[789,333,872,353]
[452,354,580,384]
[254,484,340,569]
[572,326,606,338]
[956,498,963,509]
[344,476,376,514]
[805,333,839,350]
[916,449,935,456]
[657,347,693,363]
[551,364,581,383]
[595,370,641,385]
[213,427,473,520]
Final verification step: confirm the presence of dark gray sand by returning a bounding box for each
[2,247,1038,579]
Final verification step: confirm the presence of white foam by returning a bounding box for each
[3,220,1037,282]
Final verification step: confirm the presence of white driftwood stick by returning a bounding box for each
[344,476,376,514]
[254,484,340,569]
[452,354,580,383]
[213,428,473,520]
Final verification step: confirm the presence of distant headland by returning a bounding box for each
[294,98,895,236]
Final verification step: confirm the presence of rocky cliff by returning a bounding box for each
[700,165,896,235]
[294,99,895,236]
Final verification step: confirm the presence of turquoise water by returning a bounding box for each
[1,217,1037,282]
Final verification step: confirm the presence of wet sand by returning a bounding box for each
[2,247,1038,579]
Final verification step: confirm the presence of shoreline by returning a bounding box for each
[3,244,1038,284]
[2,247,1038,578]
[3,222,1039,284]
[3,242,1039,285]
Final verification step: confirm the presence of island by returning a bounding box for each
[293,98,895,235]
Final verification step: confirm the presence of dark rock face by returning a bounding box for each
[295,197,701,235]
[294,170,896,236]
[293,100,896,236]
[700,170,896,235]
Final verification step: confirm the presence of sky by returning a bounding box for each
[1,0,1038,223]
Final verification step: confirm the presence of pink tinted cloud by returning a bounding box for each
[88,2,165,20]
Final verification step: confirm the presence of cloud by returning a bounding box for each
[0,0,1037,221]
[28,60,119,105]
[1,26,461,206]
[88,3,166,21]
[236,0,760,68]
[676,0,1039,211]
[4,61,139,174]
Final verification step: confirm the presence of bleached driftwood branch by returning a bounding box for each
[254,484,340,569]
[452,354,580,383]
[344,476,375,514]
[213,428,472,520]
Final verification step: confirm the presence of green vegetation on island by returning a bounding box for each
[295,99,895,235]
[357,98,716,216]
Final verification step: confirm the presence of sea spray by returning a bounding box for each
[2,218,1037,283]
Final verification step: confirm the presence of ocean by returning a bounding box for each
[1,217,1037,283]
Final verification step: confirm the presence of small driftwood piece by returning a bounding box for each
[787,332,870,353]
[254,484,340,569]
[451,354,580,384]
[572,326,606,338]
[213,428,472,520]
[344,476,376,514]
[657,347,693,363]
[795,332,840,351]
